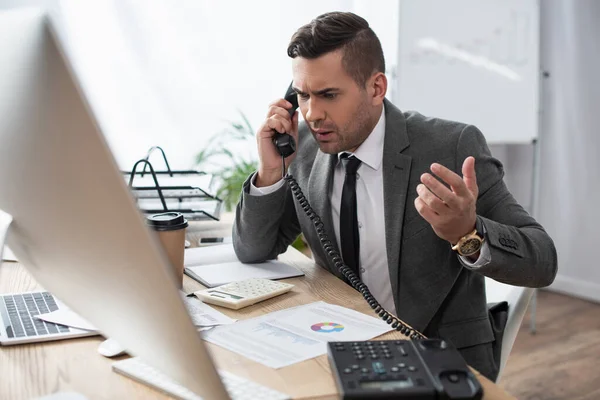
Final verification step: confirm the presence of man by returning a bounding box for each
[233,11,557,381]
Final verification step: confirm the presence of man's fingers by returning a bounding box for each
[416,184,448,214]
[414,197,440,225]
[267,98,293,111]
[267,105,294,120]
[264,115,292,135]
[430,163,470,197]
[420,173,459,209]
[462,156,478,196]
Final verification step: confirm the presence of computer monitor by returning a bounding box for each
[0,9,229,399]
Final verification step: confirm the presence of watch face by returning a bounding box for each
[460,238,482,255]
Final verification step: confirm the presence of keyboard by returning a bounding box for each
[1,292,69,338]
[113,357,290,400]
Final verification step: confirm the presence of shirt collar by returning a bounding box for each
[337,107,386,171]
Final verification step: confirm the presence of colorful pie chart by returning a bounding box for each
[310,322,344,333]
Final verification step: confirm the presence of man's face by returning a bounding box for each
[292,51,377,154]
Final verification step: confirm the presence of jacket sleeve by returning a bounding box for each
[457,125,558,287]
[232,174,302,263]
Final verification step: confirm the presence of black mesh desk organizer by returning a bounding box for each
[123,147,222,221]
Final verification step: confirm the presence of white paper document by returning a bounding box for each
[184,244,304,287]
[34,294,234,332]
[0,210,15,262]
[2,246,17,262]
[202,301,393,368]
[184,243,239,266]
[35,309,98,332]
[182,294,236,327]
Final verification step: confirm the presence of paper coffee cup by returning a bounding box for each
[146,212,189,288]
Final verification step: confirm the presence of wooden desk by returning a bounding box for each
[0,220,515,400]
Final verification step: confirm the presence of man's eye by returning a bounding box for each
[298,93,310,100]
[323,93,337,99]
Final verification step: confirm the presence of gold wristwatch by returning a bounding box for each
[451,229,484,257]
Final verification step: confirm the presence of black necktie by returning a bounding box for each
[340,154,362,276]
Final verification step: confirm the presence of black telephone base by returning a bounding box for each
[328,338,483,400]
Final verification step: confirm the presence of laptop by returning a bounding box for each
[2,206,88,345]
[0,10,288,400]
[0,291,97,345]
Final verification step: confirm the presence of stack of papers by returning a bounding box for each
[184,244,304,287]
[182,295,236,327]
[202,301,393,368]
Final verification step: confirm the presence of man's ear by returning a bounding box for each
[368,72,387,106]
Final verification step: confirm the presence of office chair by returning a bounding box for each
[485,277,534,382]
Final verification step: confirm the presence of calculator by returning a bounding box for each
[193,278,294,310]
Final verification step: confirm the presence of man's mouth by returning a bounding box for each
[313,129,333,140]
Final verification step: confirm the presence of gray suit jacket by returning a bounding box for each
[233,99,557,380]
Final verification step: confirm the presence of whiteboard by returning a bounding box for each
[396,0,539,144]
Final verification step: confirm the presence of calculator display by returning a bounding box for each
[207,290,244,300]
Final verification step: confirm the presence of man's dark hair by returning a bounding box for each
[287,12,385,87]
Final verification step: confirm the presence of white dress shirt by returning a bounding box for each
[328,110,396,313]
[250,106,490,317]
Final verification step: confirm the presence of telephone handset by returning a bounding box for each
[271,83,299,158]
[273,82,424,341]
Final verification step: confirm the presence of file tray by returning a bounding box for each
[124,147,223,221]
[123,170,215,194]
[131,186,222,221]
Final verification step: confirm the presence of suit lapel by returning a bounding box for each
[382,100,412,313]
[382,101,462,333]
[307,150,343,278]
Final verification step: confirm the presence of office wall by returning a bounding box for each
[535,0,600,303]
[485,1,600,303]
[0,1,400,172]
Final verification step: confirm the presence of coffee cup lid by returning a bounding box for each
[146,212,188,231]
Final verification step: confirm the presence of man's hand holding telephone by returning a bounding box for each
[255,84,299,187]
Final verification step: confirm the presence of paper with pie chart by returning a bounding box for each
[267,302,392,342]
[202,301,392,368]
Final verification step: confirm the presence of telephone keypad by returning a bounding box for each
[328,339,483,399]
[332,341,425,381]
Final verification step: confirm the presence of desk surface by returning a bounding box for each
[0,219,515,400]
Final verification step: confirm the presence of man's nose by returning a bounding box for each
[304,98,325,123]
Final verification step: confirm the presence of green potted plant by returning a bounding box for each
[195,111,257,213]
[195,111,307,252]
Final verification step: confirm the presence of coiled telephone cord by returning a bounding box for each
[282,164,425,340]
